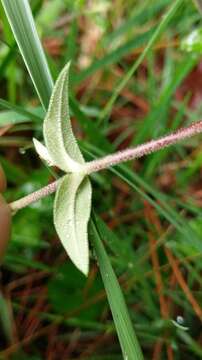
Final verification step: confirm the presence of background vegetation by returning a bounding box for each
[0,0,202,358]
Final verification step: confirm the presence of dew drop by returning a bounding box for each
[176,316,184,325]
[19,147,26,155]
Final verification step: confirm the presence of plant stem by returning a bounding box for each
[9,120,202,212]
[9,179,59,212]
[85,120,202,174]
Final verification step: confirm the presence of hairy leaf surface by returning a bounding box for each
[54,173,92,275]
[43,62,84,173]
[33,138,54,166]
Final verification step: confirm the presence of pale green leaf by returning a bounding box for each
[54,173,92,275]
[43,62,84,173]
[33,138,55,166]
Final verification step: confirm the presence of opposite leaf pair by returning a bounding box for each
[34,63,92,276]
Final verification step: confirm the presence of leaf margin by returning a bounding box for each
[43,61,84,173]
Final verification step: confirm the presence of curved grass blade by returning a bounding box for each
[54,174,92,275]
[43,62,84,173]
[1,0,53,109]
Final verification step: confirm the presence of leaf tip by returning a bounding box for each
[33,138,54,166]
[78,261,89,277]
[61,60,71,78]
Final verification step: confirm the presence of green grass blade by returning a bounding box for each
[1,0,53,109]
[134,55,196,145]
[73,28,155,85]
[0,98,43,122]
[99,0,184,123]
[90,214,144,360]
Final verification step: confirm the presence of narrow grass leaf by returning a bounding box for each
[99,0,184,122]
[54,174,92,275]
[0,98,43,122]
[73,28,155,85]
[90,215,144,360]
[1,0,53,109]
[104,0,170,46]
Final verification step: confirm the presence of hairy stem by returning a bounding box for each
[85,120,202,174]
[10,180,59,212]
[9,120,202,212]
